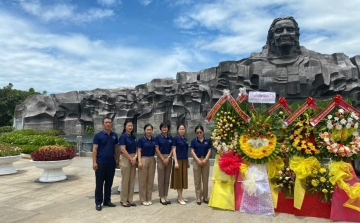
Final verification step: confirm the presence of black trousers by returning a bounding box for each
[95,163,116,205]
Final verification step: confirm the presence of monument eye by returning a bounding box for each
[275,28,284,33]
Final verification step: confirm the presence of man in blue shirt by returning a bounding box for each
[92,117,119,211]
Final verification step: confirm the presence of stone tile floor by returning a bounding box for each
[0,157,354,223]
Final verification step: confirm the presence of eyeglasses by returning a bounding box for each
[196,131,203,134]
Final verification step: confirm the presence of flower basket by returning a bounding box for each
[0,144,22,175]
[31,145,76,182]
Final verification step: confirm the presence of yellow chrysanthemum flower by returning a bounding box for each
[311,179,319,187]
[319,168,326,173]
[320,177,326,183]
[322,189,328,193]
[312,169,318,174]
[239,135,277,159]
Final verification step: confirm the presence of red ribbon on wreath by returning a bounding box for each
[218,151,243,175]
[205,89,250,123]
[228,96,251,123]
[265,97,293,115]
[236,94,257,114]
[204,94,228,123]
[284,97,318,126]
[310,95,360,126]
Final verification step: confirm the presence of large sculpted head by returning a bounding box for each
[266,16,300,56]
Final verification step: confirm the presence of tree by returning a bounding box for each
[0,83,43,126]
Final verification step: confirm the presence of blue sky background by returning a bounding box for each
[1,0,360,94]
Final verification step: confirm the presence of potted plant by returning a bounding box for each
[31,145,76,182]
[0,143,22,175]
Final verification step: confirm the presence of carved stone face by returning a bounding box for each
[273,20,296,47]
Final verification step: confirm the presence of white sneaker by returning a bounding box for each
[147,201,152,205]
[142,201,149,206]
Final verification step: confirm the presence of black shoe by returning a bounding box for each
[203,198,209,204]
[96,204,102,211]
[103,202,116,207]
[120,202,130,207]
[166,200,171,204]
[127,201,137,206]
[160,198,167,205]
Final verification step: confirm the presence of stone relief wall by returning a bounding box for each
[14,17,360,139]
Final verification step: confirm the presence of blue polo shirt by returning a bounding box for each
[172,135,189,159]
[190,137,212,157]
[154,134,173,154]
[119,133,137,154]
[93,130,118,164]
[137,136,156,157]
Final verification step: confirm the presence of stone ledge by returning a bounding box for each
[21,154,31,159]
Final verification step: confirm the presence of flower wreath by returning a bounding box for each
[317,107,360,161]
[239,113,280,164]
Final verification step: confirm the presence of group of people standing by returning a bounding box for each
[92,117,212,211]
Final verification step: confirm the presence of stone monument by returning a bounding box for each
[14,16,360,138]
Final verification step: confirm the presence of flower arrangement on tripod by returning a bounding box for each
[289,109,321,158]
[317,108,360,161]
[238,112,282,164]
[210,107,244,153]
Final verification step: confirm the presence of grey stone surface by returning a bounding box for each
[0,157,353,223]
[14,16,360,135]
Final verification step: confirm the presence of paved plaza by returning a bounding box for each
[0,157,354,223]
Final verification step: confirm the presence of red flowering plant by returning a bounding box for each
[31,145,76,161]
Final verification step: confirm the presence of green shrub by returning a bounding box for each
[20,145,43,154]
[10,129,63,136]
[86,125,94,134]
[0,126,14,133]
[0,129,72,154]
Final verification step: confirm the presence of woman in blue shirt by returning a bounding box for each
[170,124,189,205]
[137,124,156,206]
[119,119,137,207]
[155,121,173,205]
[190,125,212,205]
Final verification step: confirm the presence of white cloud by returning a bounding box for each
[97,0,121,7]
[167,0,194,6]
[18,0,114,24]
[174,0,360,57]
[174,15,197,29]
[138,0,153,6]
[0,12,208,94]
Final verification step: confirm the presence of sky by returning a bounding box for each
[1,0,360,94]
